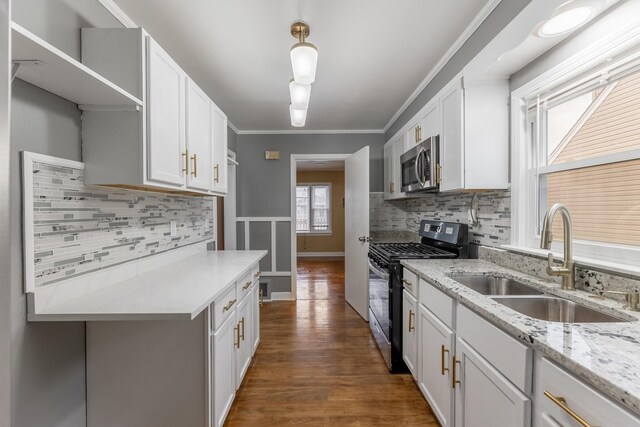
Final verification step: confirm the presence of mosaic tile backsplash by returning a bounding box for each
[31,159,214,288]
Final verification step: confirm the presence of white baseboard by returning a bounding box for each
[269,292,294,301]
[297,252,345,257]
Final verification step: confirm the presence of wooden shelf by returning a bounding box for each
[11,22,142,108]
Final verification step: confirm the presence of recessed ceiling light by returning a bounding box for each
[539,6,593,37]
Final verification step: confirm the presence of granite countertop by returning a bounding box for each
[401,259,640,415]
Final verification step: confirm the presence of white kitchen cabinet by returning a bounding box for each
[534,355,640,427]
[186,78,213,191]
[440,78,464,192]
[383,142,394,197]
[418,305,455,427]
[235,293,252,387]
[251,282,261,355]
[402,289,418,378]
[213,312,237,427]
[419,101,441,142]
[383,136,406,200]
[81,28,228,196]
[454,337,531,427]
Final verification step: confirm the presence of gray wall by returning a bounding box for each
[10,2,123,426]
[236,133,385,217]
[385,0,531,140]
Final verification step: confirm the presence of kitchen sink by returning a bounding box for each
[453,275,544,296]
[492,296,628,323]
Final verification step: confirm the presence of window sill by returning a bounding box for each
[296,232,333,236]
[500,245,640,281]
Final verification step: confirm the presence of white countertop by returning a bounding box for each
[402,259,640,415]
[28,249,267,321]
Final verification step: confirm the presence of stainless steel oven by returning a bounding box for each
[368,259,391,368]
[400,136,439,193]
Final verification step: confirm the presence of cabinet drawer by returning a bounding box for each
[456,305,532,394]
[251,264,261,284]
[402,268,418,298]
[537,357,640,427]
[419,278,454,328]
[211,285,238,332]
[236,271,253,303]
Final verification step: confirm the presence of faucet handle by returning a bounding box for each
[605,290,640,311]
[546,253,560,275]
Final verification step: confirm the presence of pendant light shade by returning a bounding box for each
[290,42,318,84]
[289,80,312,109]
[290,104,307,127]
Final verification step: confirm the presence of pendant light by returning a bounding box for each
[290,22,318,85]
[290,104,307,127]
[289,79,311,109]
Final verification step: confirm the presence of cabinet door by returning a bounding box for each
[419,305,455,427]
[406,124,420,149]
[391,137,405,199]
[454,338,531,427]
[251,283,260,355]
[402,290,418,378]
[186,79,212,191]
[236,295,252,387]
[211,103,228,194]
[440,78,464,192]
[383,142,394,198]
[420,102,441,141]
[212,313,237,427]
[147,37,186,186]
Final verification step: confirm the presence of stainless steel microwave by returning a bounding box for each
[400,136,439,193]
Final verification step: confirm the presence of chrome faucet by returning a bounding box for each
[540,203,575,290]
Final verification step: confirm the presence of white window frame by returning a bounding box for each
[296,183,332,235]
[510,28,640,274]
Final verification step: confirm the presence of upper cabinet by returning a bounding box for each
[81,28,228,196]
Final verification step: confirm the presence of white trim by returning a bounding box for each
[227,121,240,134]
[382,0,503,133]
[235,129,384,135]
[261,272,292,277]
[296,252,345,258]
[269,292,294,301]
[271,221,277,273]
[244,221,249,251]
[97,0,137,28]
[538,148,640,175]
[236,217,291,222]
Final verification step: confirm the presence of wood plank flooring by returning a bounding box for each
[224,258,439,426]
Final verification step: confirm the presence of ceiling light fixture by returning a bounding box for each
[538,6,593,37]
[290,22,318,84]
[290,104,307,127]
[289,79,311,109]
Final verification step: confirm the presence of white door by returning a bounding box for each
[212,313,236,427]
[419,305,455,427]
[440,78,464,192]
[186,79,212,191]
[211,103,228,194]
[236,295,252,387]
[147,37,186,186]
[455,338,531,427]
[345,146,370,320]
[402,290,418,378]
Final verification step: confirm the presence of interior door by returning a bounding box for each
[345,146,370,320]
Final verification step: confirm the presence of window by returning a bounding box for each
[522,54,640,264]
[296,184,331,233]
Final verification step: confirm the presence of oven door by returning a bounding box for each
[368,259,391,344]
[400,136,439,193]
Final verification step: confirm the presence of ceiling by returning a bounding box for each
[297,160,345,171]
[113,0,492,132]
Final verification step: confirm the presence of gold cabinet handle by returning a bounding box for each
[241,317,246,341]
[234,324,240,349]
[408,309,415,332]
[436,164,442,185]
[254,271,261,278]
[441,345,450,376]
[402,279,413,288]
[222,298,236,312]
[418,125,422,142]
[214,163,219,183]
[190,153,197,177]
[544,391,595,427]
[452,356,461,388]
[243,281,252,290]
[182,150,189,175]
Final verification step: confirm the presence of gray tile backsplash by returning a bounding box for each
[31,159,214,288]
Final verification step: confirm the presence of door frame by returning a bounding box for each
[290,153,350,301]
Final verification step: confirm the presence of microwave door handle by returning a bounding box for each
[415,148,426,187]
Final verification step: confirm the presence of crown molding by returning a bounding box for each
[227,121,240,134]
[382,0,503,133]
[235,129,385,135]
[98,0,137,28]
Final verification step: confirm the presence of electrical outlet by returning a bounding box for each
[170,221,177,237]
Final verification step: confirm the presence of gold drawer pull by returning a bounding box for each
[214,164,219,183]
[452,356,461,389]
[441,345,449,376]
[234,324,240,349]
[190,153,197,177]
[544,391,595,427]
[254,271,261,278]
[402,279,413,288]
[408,309,415,332]
[222,298,236,312]
[182,150,189,175]
[243,281,252,290]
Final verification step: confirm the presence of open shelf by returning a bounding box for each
[11,22,142,108]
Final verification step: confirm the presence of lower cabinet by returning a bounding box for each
[402,289,418,378]
[418,305,455,427]
[212,313,237,427]
[251,282,261,355]
[235,293,252,386]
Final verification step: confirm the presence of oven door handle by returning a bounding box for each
[368,259,390,281]
[414,147,426,187]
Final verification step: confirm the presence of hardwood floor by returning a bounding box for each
[224,259,439,426]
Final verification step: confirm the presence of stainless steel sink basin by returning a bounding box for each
[492,296,628,323]
[453,275,544,296]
